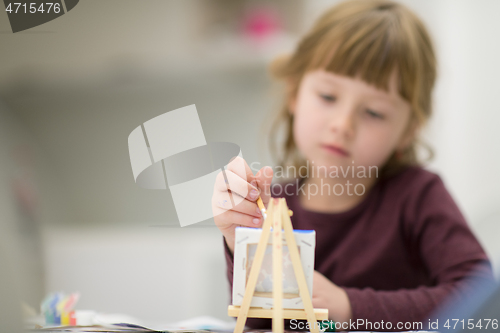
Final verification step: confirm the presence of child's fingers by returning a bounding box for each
[226,156,255,186]
[219,209,263,228]
[255,166,274,207]
[214,170,260,202]
[214,193,262,218]
[225,156,257,205]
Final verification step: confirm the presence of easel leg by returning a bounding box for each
[272,199,283,333]
[233,200,275,333]
[281,201,320,333]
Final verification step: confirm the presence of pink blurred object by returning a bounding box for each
[242,7,281,41]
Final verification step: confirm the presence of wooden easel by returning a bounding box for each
[228,198,328,333]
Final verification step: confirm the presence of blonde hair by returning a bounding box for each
[269,0,436,178]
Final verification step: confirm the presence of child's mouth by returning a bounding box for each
[321,144,350,157]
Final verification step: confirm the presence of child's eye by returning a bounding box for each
[319,93,336,102]
[366,109,384,119]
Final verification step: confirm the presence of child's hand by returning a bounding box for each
[212,156,273,254]
[312,271,352,325]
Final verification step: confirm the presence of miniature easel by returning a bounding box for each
[228,198,328,333]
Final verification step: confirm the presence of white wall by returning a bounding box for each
[1,0,499,326]
[427,0,500,270]
[42,226,230,325]
[0,101,71,309]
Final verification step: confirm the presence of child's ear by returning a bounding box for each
[397,121,420,152]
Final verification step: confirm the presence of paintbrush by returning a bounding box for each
[256,196,293,220]
[257,197,267,220]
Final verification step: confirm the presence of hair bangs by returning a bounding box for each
[308,9,409,97]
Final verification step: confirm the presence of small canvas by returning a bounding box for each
[232,227,315,309]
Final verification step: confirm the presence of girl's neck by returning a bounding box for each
[299,175,377,214]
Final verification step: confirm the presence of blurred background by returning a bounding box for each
[0,0,499,327]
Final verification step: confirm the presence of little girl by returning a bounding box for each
[212,0,494,330]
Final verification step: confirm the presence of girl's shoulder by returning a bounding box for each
[270,165,446,200]
[269,166,464,231]
[379,165,445,195]
[270,165,454,221]
[380,165,463,225]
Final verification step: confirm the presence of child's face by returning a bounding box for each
[291,69,412,175]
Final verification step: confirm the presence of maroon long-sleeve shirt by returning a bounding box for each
[224,166,494,331]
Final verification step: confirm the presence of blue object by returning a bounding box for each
[429,274,499,332]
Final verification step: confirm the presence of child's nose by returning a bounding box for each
[328,107,356,139]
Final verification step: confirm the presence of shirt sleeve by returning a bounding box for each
[343,175,495,331]
[223,237,234,293]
